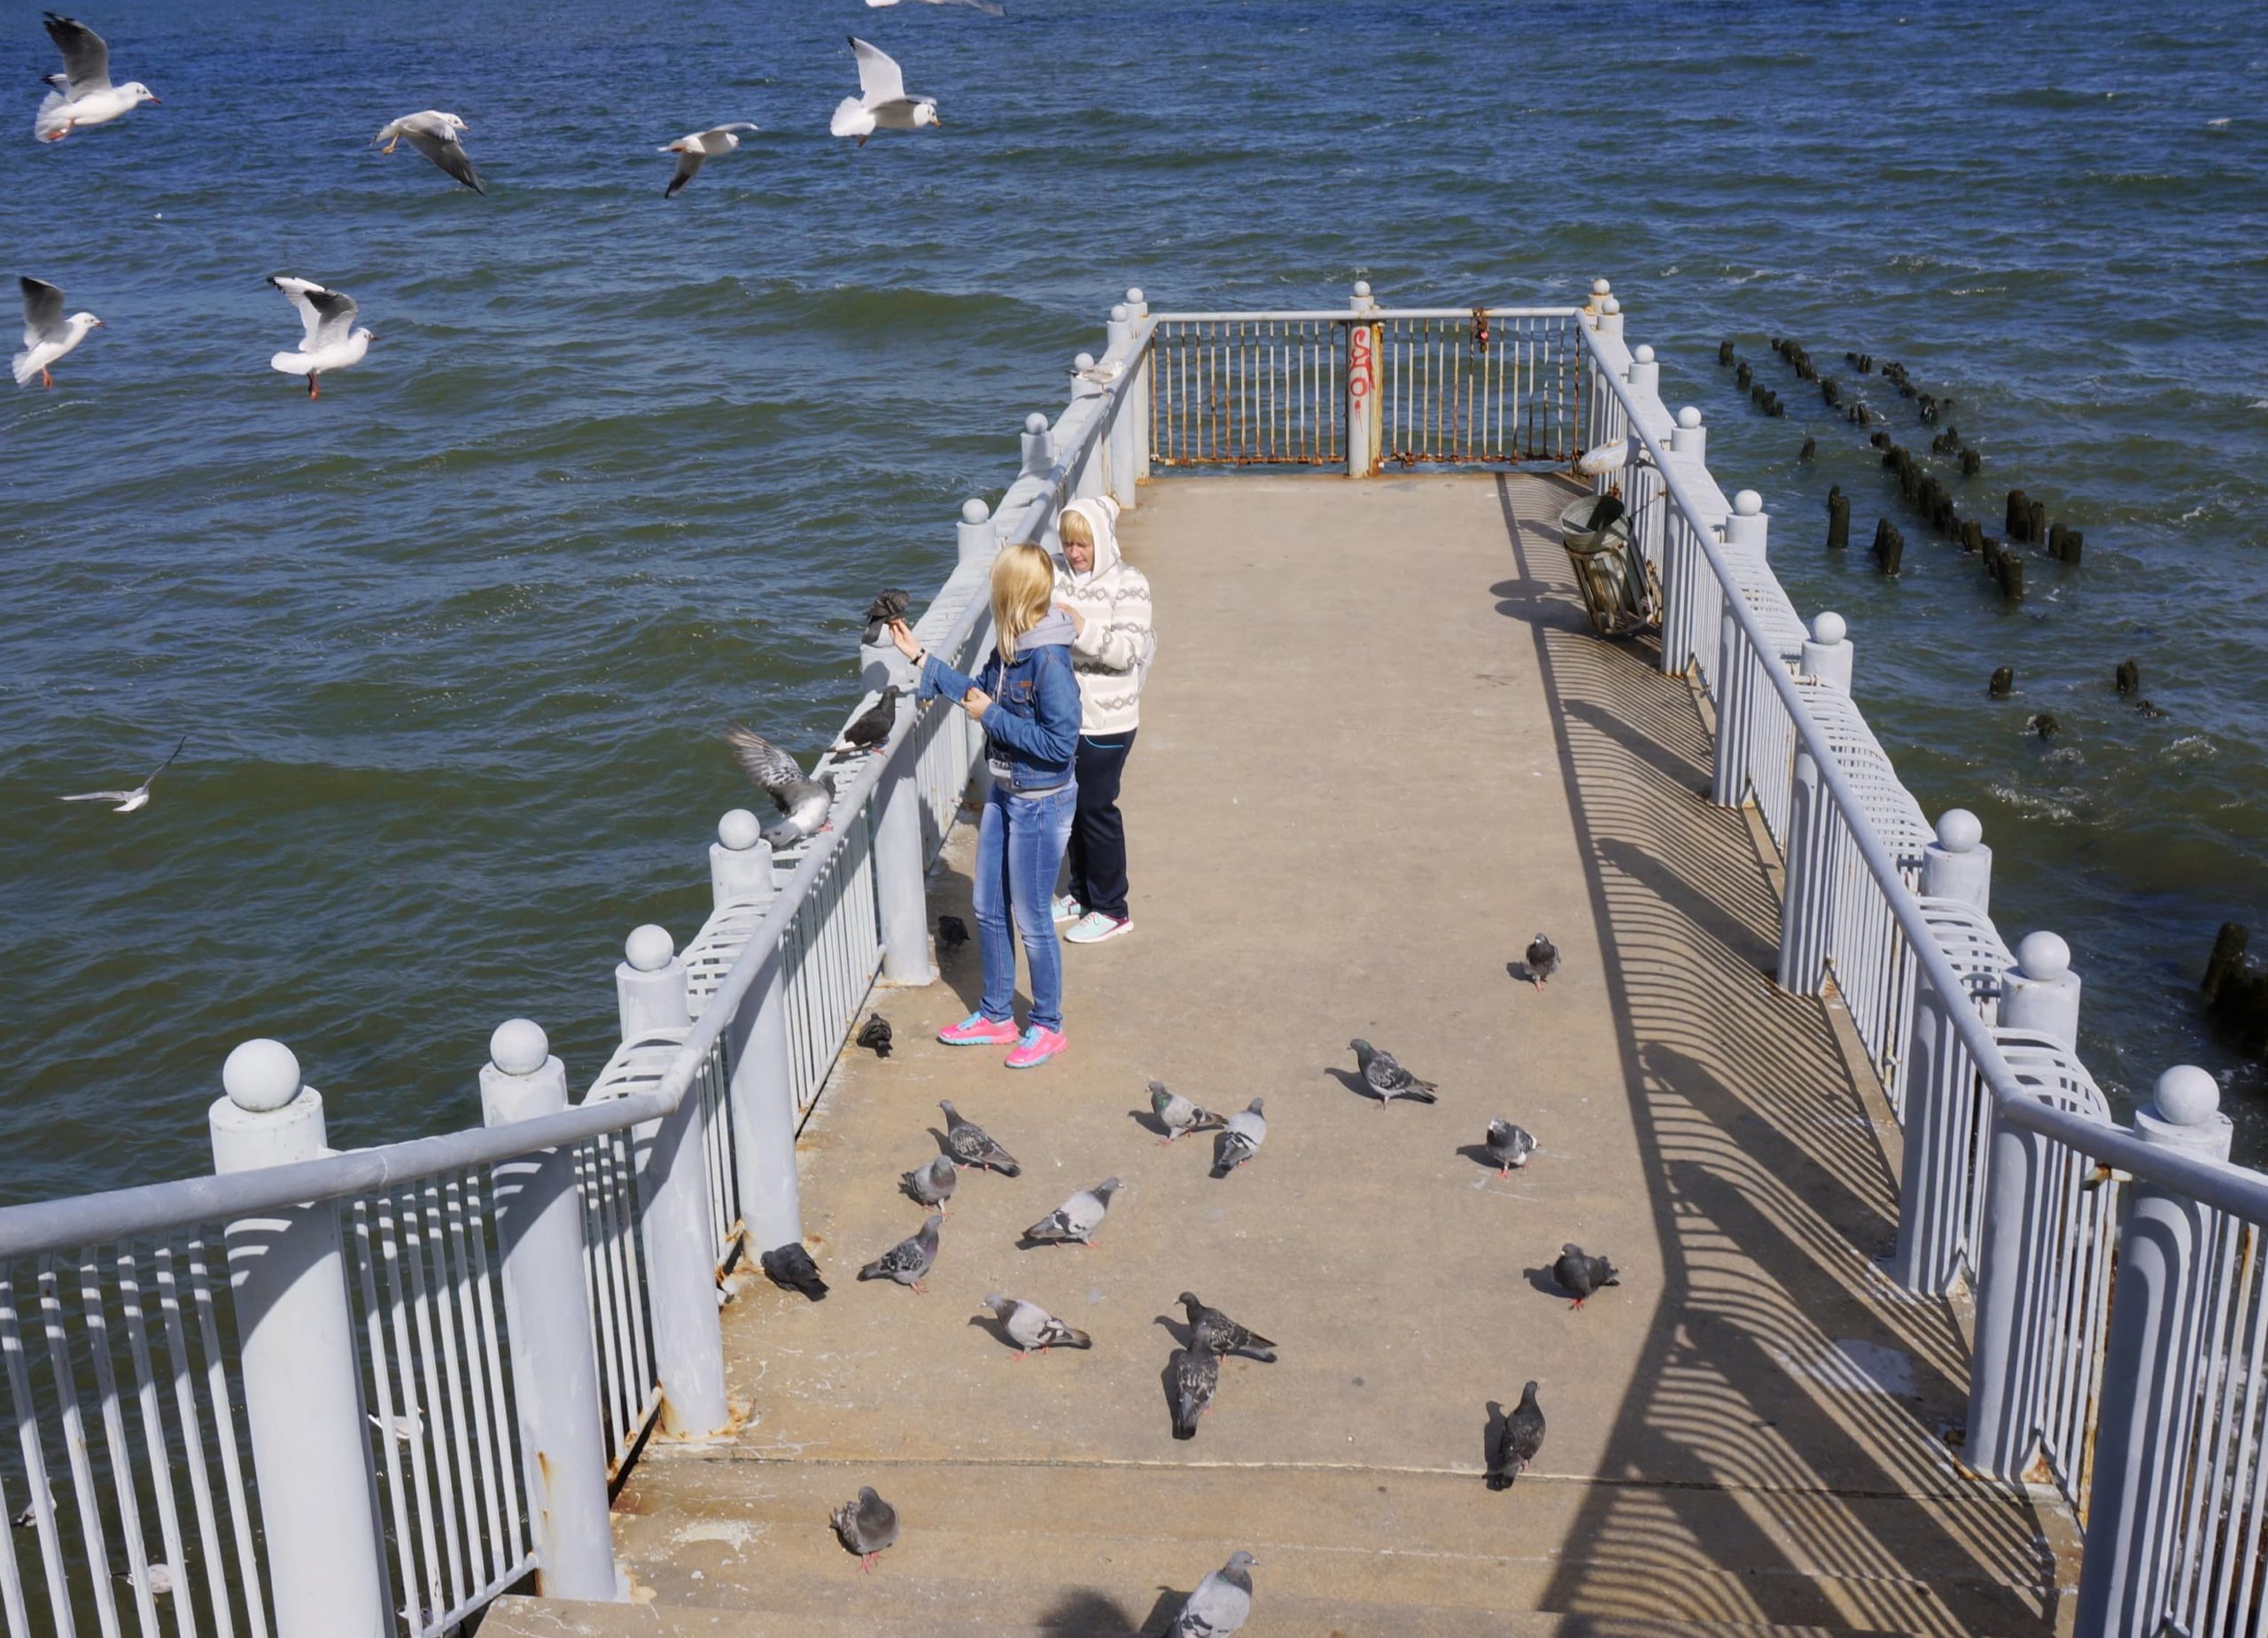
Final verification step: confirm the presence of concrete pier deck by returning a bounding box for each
[488,475,2077,1636]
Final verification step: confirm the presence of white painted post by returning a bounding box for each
[1627,342,1660,401]
[1125,287,1152,483]
[864,640,936,988]
[478,1021,621,1603]
[209,1041,391,1638]
[2077,1066,2233,1635]
[726,945,801,1257]
[710,810,774,909]
[1964,1097,2050,1476]
[1670,404,1706,463]
[1583,276,1611,318]
[2000,931,2081,1050]
[1921,808,1992,912]
[616,929,729,1439]
[1346,280,1379,478]
[1725,489,1767,557]
[957,497,994,566]
[1019,411,1053,481]
[1710,492,1771,807]
[1596,294,1623,343]
[1775,748,1834,994]
[1105,305,1138,508]
[1801,611,1852,694]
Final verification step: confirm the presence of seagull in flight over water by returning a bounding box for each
[374,111,485,193]
[831,38,943,144]
[61,735,185,812]
[35,12,158,143]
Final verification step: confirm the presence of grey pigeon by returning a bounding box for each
[860,588,910,646]
[1211,1098,1266,1176]
[937,914,968,953]
[831,1485,899,1571]
[1525,934,1560,990]
[1168,1347,1218,1440]
[1179,1293,1276,1362]
[857,1214,941,1293]
[760,1241,828,1301]
[1025,1178,1121,1246]
[1349,1038,1438,1107]
[984,1293,1091,1357]
[1485,1118,1537,1178]
[901,1153,958,1214]
[1488,1381,1546,1490]
[835,686,901,756]
[939,1100,1020,1176]
[857,1013,893,1058]
[724,726,835,847]
[1173,1550,1257,1634]
[1150,1081,1223,1145]
[1552,1243,1619,1310]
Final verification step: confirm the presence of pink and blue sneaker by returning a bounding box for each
[938,1013,1019,1047]
[1005,1025,1067,1069]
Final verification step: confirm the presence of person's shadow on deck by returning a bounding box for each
[1034,1588,1186,1634]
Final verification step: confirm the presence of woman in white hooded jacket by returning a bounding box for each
[1050,496,1153,943]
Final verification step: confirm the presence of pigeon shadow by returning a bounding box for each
[1523,1265,1573,1300]
[966,1313,1019,1352]
[1129,1106,1174,1139]
[1033,1588,1145,1635]
[1457,1142,1510,1173]
[1323,1065,1387,1106]
[1151,1314,1194,1348]
[1484,1399,1509,1482]
[1132,1591,1192,1636]
[1507,959,1542,985]
[1158,1356,1193,1440]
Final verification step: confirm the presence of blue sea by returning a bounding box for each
[4,0,2266,1197]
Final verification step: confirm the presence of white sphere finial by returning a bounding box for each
[718,808,762,850]
[1600,296,1620,314]
[1735,490,1763,516]
[1109,302,1130,322]
[1124,286,1144,305]
[1591,278,1612,296]
[2016,931,2071,982]
[1935,809,1983,852]
[1352,279,1372,299]
[1023,411,1049,435]
[1812,610,1847,646]
[222,1039,302,1114]
[1676,406,1703,429]
[490,1020,549,1077]
[2152,1065,2220,1127]
[1074,351,1095,371]
[959,497,990,524]
[625,924,675,973]
[1633,344,1655,363]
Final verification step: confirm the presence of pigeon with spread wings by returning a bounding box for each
[722,726,835,847]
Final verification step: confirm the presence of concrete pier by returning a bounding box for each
[486,474,2076,1635]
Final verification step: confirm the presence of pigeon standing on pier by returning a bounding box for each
[1150,1081,1223,1144]
[857,1014,893,1058]
[936,914,968,953]
[1552,1243,1619,1310]
[1484,1119,1537,1178]
[1167,1347,1218,1440]
[1024,1178,1120,1246]
[1211,1098,1266,1176]
[1487,1382,1546,1490]
[1172,1550,1257,1634]
[831,1486,899,1571]
[760,1242,828,1301]
[15,277,103,388]
[831,38,943,145]
[1524,934,1560,989]
[984,1294,1091,1358]
[724,726,835,847]
[1349,1038,1438,1107]
[857,1214,941,1292]
[374,111,485,193]
[1180,1293,1276,1362]
[901,1153,957,1213]
[835,687,901,756]
[939,1100,1020,1175]
[35,13,158,143]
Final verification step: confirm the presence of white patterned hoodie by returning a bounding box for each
[1052,496,1153,736]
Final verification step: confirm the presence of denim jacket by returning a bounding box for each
[917,611,1082,792]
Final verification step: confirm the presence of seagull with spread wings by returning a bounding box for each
[659,122,758,198]
[267,276,373,399]
[830,38,941,145]
[15,277,103,388]
[375,111,485,194]
[34,12,157,142]
[865,0,1006,13]
[61,735,185,813]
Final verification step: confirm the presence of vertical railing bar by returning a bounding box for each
[0,1277,70,1638]
[152,1250,233,1638]
[76,1252,161,1636]
[418,1182,488,1593]
[186,1242,267,1638]
[2218,1239,2268,1638]
[115,1254,198,1638]
[43,1260,123,1638]
[443,1182,509,1568]
[573,1144,625,1457]
[380,1195,450,1625]
[352,1203,422,1637]
[460,1176,525,1563]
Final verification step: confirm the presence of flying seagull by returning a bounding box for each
[268,276,372,399]
[660,122,757,198]
[723,726,835,847]
[866,0,1005,12]
[14,276,102,388]
[61,734,184,812]
[375,111,485,193]
[35,13,157,143]
[831,38,941,145]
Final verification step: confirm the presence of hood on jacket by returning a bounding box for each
[1058,495,1123,586]
[1014,608,1078,652]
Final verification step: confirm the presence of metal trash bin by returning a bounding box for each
[1558,493,1651,636]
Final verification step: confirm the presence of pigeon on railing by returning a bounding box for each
[723,726,835,847]
[835,687,901,757]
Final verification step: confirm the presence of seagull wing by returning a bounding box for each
[723,726,806,801]
[20,278,65,348]
[939,0,1006,12]
[701,122,760,143]
[664,149,705,198]
[268,277,330,350]
[270,278,358,350]
[144,734,187,787]
[43,12,112,97]
[60,790,135,803]
[402,126,485,193]
[848,36,907,106]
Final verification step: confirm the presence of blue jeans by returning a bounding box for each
[972,780,1077,1033]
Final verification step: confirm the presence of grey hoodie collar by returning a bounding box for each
[1014,608,1076,651]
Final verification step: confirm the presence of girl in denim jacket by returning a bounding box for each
[888,543,1083,1068]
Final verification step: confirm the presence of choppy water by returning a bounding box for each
[4,0,2265,1199]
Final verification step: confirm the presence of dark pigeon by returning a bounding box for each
[835,686,901,756]
[860,588,911,646]
[936,914,969,953]
[759,1242,828,1301]
[1488,1381,1546,1490]
[1553,1243,1619,1310]
[723,726,835,848]
[857,1214,941,1293]
[1169,1347,1219,1440]
[1485,1119,1537,1178]
[1180,1293,1276,1362]
[1525,934,1560,990]
[857,1013,893,1058]
[831,1485,899,1571]
[1349,1038,1438,1107]
[939,1100,1021,1176]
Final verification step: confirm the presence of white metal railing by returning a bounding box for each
[0,293,1158,1638]
[1578,295,2268,1638]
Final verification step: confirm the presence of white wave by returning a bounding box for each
[2163,734,2217,761]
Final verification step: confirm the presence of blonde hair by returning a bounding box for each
[990,542,1056,662]
[1059,509,1093,549]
